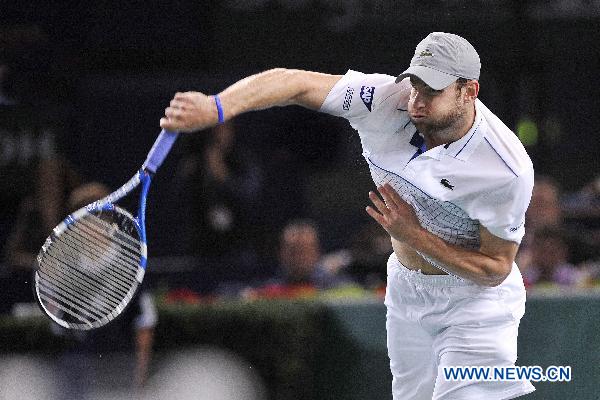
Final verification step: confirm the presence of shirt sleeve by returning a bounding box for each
[319,69,402,132]
[319,70,413,157]
[469,169,534,243]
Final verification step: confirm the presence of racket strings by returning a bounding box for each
[37,251,133,323]
[36,211,142,328]
[41,247,131,311]
[77,212,142,258]
[38,245,137,324]
[38,257,121,314]
[37,292,95,326]
[65,221,140,280]
[47,224,138,292]
[37,281,108,322]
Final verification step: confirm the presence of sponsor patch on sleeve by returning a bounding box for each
[360,86,375,111]
[509,220,525,232]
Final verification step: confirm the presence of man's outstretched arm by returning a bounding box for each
[160,68,342,132]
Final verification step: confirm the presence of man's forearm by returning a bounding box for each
[407,228,512,287]
[219,69,305,118]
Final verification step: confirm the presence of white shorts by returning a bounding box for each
[385,254,536,400]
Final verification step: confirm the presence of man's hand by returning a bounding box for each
[366,183,424,245]
[160,92,219,132]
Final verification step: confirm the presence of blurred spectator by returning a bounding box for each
[0,24,84,323]
[345,222,393,289]
[1,165,82,314]
[563,175,600,216]
[524,175,562,231]
[171,121,263,270]
[0,25,82,259]
[4,179,98,270]
[48,182,157,397]
[563,174,600,256]
[244,220,355,299]
[53,288,157,398]
[518,176,595,271]
[521,227,588,287]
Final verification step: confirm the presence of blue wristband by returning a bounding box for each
[213,95,225,125]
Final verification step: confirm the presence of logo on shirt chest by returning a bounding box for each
[360,86,375,111]
[343,87,354,111]
[440,178,455,190]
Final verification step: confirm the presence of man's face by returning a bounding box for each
[407,77,468,137]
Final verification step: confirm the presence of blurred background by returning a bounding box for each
[0,1,599,399]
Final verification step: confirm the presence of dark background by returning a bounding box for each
[2,0,599,256]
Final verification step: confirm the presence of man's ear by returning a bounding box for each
[465,80,479,102]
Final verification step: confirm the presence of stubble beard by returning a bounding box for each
[411,102,467,142]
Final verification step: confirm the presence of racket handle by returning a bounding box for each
[143,129,180,174]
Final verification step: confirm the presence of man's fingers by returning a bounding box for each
[369,191,389,215]
[377,185,400,212]
[160,117,176,130]
[164,107,182,119]
[377,186,394,210]
[380,184,402,209]
[169,99,188,109]
[365,206,386,226]
[161,106,183,130]
[162,91,213,132]
[382,183,404,206]
[173,92,195,103]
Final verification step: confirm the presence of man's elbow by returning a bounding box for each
[478,263,512,287]
[264,68,304,81]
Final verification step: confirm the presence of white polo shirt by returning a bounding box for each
[319,70,534,274]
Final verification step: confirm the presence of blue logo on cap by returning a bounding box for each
[360,86,375,112]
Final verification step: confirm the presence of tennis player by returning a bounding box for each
[161,32,535,399]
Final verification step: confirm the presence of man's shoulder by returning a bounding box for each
[344,69,397,84]
[475,100,534,179]
[321,70,411,139]
[337,70,411,112]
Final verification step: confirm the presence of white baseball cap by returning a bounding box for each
[396,32,481,90]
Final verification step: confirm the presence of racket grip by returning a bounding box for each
[143,129,180,173]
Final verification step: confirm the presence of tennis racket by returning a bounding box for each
[34,129,179,330]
